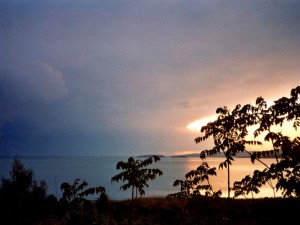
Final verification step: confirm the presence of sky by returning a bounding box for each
[0,0,299,156]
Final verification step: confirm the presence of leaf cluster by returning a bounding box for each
[167,162,221,198]
[194,85,300,198]
[111,155,163,199]
[61,178,105,202]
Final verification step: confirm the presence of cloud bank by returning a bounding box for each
[0,0,299,156]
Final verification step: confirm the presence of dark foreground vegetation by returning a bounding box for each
[3,149,300,225]
[0,157,298,225]
[1,187,300,225]
[95,197,300,225]
[1,85,300,224]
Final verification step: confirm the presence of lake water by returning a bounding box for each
[0,156,279,200]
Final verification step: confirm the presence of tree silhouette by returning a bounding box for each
[111,155,163,200]
[167,161,222,198]
[232,171,263,199]
[195,104,262,198]
[60,178,106,225]
[60,178,106,202]
[0,157,48,225]
[195,86,300,198]
[249,87,300,197]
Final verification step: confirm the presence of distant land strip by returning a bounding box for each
[137,151,280,158]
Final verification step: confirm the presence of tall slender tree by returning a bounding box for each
[195,86,300,198]
[111,155,163,200]
[195,104,262,198]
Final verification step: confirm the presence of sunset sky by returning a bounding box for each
[1,0,299,156]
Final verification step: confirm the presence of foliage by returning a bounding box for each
[0,158,108,225]
[167,162,222,198]
[195,100,263,197]
[59,178,106,224]
[194,85,300,198]
[111,155,163,200]
[60,178,105,202]
[0,157,48,225]
[96,192,109,213]
[232,170,264,199]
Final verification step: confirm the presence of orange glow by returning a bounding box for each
[187,115,217,132]
[173,150,198,156]
[187,115,299,151]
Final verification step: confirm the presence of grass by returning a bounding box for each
[4,193,300,225]
[48,196,299,225]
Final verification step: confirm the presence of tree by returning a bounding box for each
[167,161,222,198]
[249,87,300,197]
[195,86,300,198]
[60,178,106,225]
[60,178,106,203]
[232,171,263,199]
[0,157,48,225]
[111,155,163,200]
[195,104,262,198]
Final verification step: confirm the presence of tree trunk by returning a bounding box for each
[131,186,134,200]
[227,163,230,198]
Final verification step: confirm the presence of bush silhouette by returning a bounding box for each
[59,178,106,224]
[0,157,48,225]
[168,161,222,198]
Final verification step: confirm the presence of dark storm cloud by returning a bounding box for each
[0,0,299,156]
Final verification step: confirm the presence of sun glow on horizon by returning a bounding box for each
[187,115,217,132]
[187,100,276,133]
[173,150,198,156]
[187,114,299,151]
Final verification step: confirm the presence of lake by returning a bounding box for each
[0,156,279,200]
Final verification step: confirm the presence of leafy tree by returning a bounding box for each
[195,104,262,197]
[195,86,300,198]
[232,87,300,198]
[60,178,106,225]
[111,155,163,200]
[232,170,264,199]
[60,178,105,202]
[167,161,222,198]
[249,87,300,197]
[0,157,48,225]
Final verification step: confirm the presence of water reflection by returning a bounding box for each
[166,157,279,198]
[0,156,281,200]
